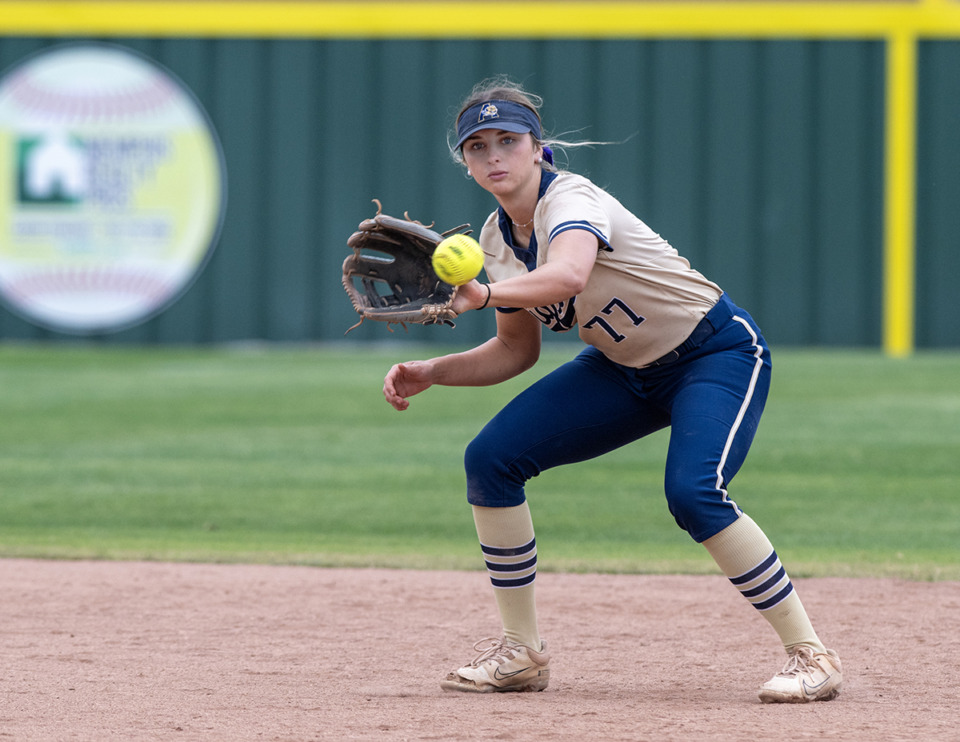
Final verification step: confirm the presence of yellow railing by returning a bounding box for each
[3,0,958,355]
[1,2,959,39]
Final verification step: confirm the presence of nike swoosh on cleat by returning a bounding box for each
[802,676,832,696]
[494,666,533,680]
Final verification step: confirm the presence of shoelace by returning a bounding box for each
[776,646,817,677]
[469,637,518,667]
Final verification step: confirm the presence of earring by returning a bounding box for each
[466,170,473,178]
[535,157,542,164]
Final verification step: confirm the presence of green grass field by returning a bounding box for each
[0,343,957,580]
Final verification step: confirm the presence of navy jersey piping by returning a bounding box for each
[495,171,558,314]
[496,170,558,270]
[549,220,612,251]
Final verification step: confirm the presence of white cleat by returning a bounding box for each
[441,637,550,693]
[759,645,843,703]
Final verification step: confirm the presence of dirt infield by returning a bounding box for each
[2,559,958,741]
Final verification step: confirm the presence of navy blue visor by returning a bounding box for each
[455,99,543,149]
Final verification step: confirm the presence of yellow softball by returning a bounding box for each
[432,234,484,286]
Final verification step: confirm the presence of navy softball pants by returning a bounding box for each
[463,294,772,543]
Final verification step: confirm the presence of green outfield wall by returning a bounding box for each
[0,3,957,350]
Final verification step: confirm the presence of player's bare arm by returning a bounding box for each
[383,310,540,411]
[477,229,599,311]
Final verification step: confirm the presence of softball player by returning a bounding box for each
[383,76,842,702]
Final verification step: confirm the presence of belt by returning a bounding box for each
[646,296,733,367]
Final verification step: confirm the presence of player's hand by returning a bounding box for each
[383,360,435,411]
[451,279,489,315]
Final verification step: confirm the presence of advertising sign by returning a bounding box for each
[0,44,226,334]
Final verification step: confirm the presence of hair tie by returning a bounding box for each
[542,146,554,165]
[479,284,492,310]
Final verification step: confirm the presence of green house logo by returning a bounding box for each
[17,134,88,205]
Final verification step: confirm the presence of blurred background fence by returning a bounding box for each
[0,2,958,351]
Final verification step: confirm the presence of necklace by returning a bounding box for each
[511,215,534,229]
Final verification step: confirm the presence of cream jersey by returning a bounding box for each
[479,172,723,368]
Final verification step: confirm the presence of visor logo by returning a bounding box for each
[478,102,499,122]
